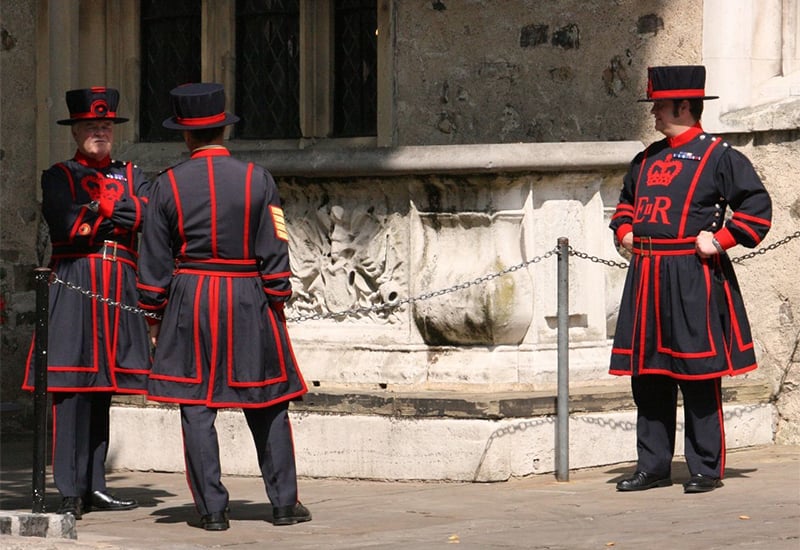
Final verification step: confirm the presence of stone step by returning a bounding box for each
[106,377,774,481]
[294,377,771,419]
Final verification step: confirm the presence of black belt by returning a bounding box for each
[175,259,259,274]
[51,240,136,263]
[632,237,697,256]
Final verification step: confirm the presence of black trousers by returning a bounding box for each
[632,375,725,479]
[52,392,112,498]
[179,401,299,516]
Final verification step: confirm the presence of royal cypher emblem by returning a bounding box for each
[646,154,682,187]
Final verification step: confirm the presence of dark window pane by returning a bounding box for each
[235,0,300,139]
[333,0,377,137]
[140,0,201,142]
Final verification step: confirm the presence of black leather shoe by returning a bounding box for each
[616,471,672,491]
[57,497,82,519]
[201,509,230,531]
[86,490,138,511]
[272,502,312,526]
[683,474,723,493]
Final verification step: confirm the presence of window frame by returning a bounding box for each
[132,0,393,148]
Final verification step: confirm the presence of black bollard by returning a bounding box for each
[32,267,51,513]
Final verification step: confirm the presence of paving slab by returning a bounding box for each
[1,437,798,550]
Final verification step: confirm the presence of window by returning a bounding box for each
[333,0,378,137]
[235,0,301,139]
[138,0,384,144]
[140,0,202,142]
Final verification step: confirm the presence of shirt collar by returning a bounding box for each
[668,122,704,149]
[74,150,111,168]
[190,145,231,159]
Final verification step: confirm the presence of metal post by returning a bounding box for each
[32,267,51,513]
[556,238,570,481]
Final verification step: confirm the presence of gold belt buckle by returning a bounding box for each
[102,240,118,262]
[640,236,653,256]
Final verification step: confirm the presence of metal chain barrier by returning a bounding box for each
[50,271,162,320]
[287,247,559,323]
[729,230,800,264]
[48,231,800,323]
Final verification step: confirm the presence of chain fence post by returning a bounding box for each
[32,267,51,513]
[556,237,570,481]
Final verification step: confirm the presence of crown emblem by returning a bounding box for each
[646,154,682,187]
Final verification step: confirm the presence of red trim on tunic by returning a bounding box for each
[243,163,254,257]
[207,277,220,402]
[137,282,167,294]
[264,288,292,297]
[207,156,219,258]
[167,169,188,258]
[261,271,292,280]
[732,211,771,228]
[91,261,100,371]
[677,138,721,238]
[729,218,760,243]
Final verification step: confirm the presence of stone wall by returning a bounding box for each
[0,0,40,421]
[394,0,703,144]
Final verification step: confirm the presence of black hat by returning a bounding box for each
[162,83,240,130]
[638,65,719,102]
[56,87,129,125]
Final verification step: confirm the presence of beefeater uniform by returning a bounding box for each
[22,87,151,501]
[137,83,308,519]
[609,67,772,481]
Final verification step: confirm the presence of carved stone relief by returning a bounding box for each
[279,179,408,325]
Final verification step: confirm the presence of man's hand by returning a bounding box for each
[270,301,286,322]
[149,322,161,348]
[695,230,720,258]
[620,231,634,252]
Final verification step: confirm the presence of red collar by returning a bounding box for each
[74,150,111,169]
[667,123,704,149]
[190,147,231,159]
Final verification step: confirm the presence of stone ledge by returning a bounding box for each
[119,141,644,178]
[0,512,76,540]
[294,379,771,419]
[114,378,772,420]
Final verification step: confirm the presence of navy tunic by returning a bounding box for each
[609,126,772,380]
[23,151,152,393]
[137,148,307,407]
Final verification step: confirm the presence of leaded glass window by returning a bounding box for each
[140,0,202,142]
[235,0,301,139]
[333,0,377,137]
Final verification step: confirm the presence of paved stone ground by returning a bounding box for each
[0,435,798,550]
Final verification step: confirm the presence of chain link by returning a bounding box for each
[50,272,162,320]
[286,247,559,323]
[730,230,800,264]
[48,231,799,323]
[567,246,630,269]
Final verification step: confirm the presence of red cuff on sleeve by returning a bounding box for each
[714,228,736,250]
[615,224,633,244]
